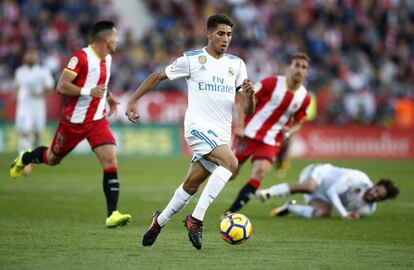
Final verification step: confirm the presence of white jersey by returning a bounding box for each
[165,47,247,142]
[300,163,376,218]
[14,64,54,132]
[15,64,54,106]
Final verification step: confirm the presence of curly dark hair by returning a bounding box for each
[377,179,399,199]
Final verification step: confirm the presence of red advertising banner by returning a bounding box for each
[289,125,414,159]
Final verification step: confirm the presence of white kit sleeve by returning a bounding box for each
[165,56,190,81]
[326,180,349,218]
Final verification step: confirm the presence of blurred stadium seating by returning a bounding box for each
[0,0,413,157]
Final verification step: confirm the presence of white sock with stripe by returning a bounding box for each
[157,184,193,226]
[192,166,232,221]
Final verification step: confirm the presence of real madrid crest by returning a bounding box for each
[228,67,234,76]
[198,55,207,64]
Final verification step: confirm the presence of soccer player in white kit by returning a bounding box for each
[14,49,54,152]
[257,163,399,219]
[126,14,255,249]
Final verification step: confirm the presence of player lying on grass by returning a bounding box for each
[256,163,399,219]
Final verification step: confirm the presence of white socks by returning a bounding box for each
[192,166,232,221]
[157,184,193,226]
[267,183,290,197]
[288,204,315,218]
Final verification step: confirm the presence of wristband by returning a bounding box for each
[80,87,91,96]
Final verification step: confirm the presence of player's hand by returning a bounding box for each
[125,100,140,123]
[349,209,360,219]
[281,127,291,139]
[90,84,107,98]
[242,79,254,98]
[106,93,120,117]
[344,211,360,220]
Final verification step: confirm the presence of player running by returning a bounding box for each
[126,14,255,250]
[257,163,399,219]
[10,20,131,228]
[224,52,311,214]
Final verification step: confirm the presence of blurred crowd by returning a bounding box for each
[0,0,413,127]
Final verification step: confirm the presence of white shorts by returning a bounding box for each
[299,163,333,204]
[15,104,46,133]
[185,124,230,173]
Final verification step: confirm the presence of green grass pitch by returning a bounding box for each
[1,154,413,269]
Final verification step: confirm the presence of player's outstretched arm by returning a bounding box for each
[125,70,168,123]
[326,182,353,219]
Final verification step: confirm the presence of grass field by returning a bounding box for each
[1,154,413,269]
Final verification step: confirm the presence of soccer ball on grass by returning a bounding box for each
[220,213,252,245]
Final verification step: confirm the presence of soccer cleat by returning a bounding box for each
[105,210,131,228]
[142,211,162,246]
[10,148,31,179]
[270,200,296,217]
[256,189,270,203]
[183,215,203,250]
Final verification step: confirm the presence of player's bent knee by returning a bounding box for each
[46,152,61,166]
[226,158,239,175]
[47,157,61,166]
[100,155,118,168]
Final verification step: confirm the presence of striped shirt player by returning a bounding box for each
[62,46,111,124]
[49,45,116,156]
[226,52,311,214]
[234,75,311,164]
[10,21,131,228]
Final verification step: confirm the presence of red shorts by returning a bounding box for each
[232,136,279,164]
[50,118,116,156]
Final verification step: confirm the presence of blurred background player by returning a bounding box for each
[257,163,399,219]
[9,20,131,228]
[14,48,54,153]
[126,14,255,250]
[274,92,317,178]
[224,52,311,214]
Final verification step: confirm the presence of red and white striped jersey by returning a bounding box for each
[244,75,310,146]
[61,45,111,124]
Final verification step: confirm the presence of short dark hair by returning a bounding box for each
[207,14,233,31]
[90,20,115,42]
[377,179,399,199]
[288,52,310,65]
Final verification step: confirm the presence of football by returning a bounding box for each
[220,213,252,245]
